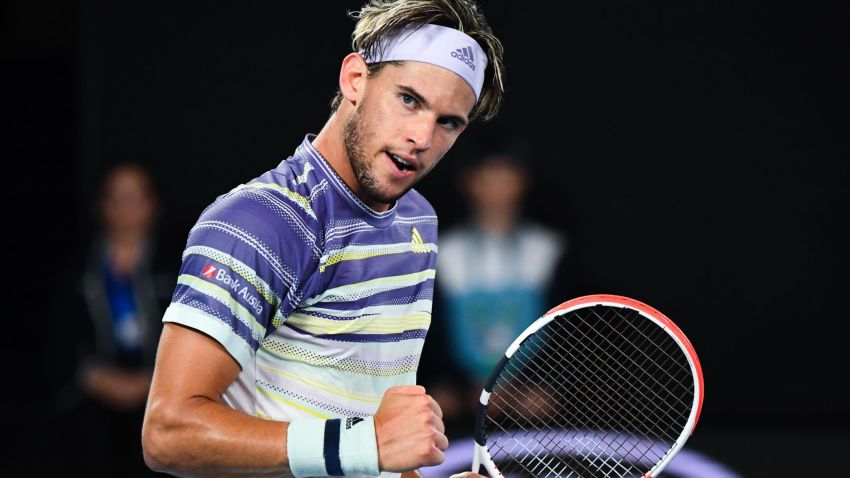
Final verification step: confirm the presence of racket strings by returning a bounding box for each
[488,355,649,476]
[546,312,691,439]
[562,309,692,428]
[511,335,655,442]
[495,332,669,474]
[579,307,689,396]
[582,307,693,402]
[483,305,695,477]
[517,316,683,440]
[486,314,684,470]
[570,308,692,430]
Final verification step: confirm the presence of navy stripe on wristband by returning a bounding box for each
[323,418,343,476]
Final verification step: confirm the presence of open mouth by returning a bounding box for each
[389,153,416,173]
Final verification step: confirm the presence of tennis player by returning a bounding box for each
[141,1,504,477]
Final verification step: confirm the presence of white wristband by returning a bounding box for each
[287,417,380,477]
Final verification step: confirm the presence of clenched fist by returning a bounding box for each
[374,385,448,472]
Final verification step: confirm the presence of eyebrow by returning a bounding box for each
[399,85,470,126]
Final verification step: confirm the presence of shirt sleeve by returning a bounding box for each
[162,190,310,369]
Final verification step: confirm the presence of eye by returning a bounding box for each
[401,93,417,107]
[438,117,461,130]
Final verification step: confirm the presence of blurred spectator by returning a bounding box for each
[422,139,570,430]
[46,163,173,477]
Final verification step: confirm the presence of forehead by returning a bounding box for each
[109,170,145,188]
[374,61,476,117]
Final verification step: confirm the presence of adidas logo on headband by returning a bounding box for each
[451,46,476,71]
[365,24,487,100]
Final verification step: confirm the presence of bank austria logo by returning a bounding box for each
[451,46,475,71]
[201,264,263,315]
[202,265,217,278]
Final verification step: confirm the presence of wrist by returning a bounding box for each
[287,417,379,477]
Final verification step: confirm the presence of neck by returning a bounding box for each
[106,231,145,276]
[311,106,392,212]
[474,207,518,235]
[312,109,359,196]
[109,229,145,247]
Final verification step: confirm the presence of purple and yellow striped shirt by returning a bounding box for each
[163,136,438,433]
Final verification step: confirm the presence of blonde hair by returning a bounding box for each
[331,0,505,122]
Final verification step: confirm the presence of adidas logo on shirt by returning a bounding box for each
[411,227,429,254]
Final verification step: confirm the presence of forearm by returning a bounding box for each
[145,325,441,477]
[83,364,152,409]
[144,323,294,477]
[143,391,292,477]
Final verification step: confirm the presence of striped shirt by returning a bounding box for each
[163,136,437,474]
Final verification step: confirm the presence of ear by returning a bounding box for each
[339,53,369,105]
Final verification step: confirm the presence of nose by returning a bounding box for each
[407,114,435,151]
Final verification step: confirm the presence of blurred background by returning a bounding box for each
[3,0,847,476]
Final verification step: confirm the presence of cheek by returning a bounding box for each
[424,146,451,171]
[429,134,460,164]
[362,103,389,143]
[366,93,391,122]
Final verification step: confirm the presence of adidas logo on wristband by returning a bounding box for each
[288,417,379,477]
[345,417,364,429]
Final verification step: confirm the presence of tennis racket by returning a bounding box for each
[469,294,704,478]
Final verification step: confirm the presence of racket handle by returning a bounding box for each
[471,444,481,472]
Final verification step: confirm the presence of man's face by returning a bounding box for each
[101,167,156,236]
[343,61,475,209]
[466,158,527,212]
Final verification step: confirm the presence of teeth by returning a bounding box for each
[391,154,413,170]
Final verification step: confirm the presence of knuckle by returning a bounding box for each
[430,449,445,465]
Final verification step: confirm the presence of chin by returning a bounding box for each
[365,184,409,206]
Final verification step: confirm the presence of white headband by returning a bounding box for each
[361,24,488,101]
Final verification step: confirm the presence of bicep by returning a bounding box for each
[150,322,242,404]
[144,323,292,476]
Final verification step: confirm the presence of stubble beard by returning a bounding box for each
[343,106,410,206]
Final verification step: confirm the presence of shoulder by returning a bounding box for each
[196,164,322,239]
[397,188,437,218]
[391,189,439,245]
[517,222,568,261]
[522,222,565,245]
[177,167,327,277]
[439,223,474,247]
